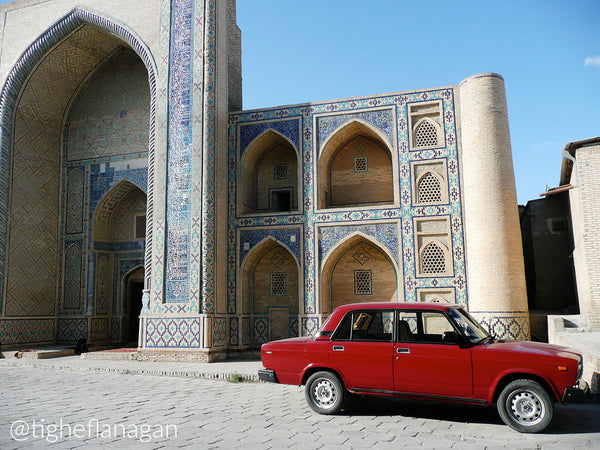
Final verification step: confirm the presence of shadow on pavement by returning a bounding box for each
[340,395,600,434]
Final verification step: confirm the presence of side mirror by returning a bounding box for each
[442,331,460,344]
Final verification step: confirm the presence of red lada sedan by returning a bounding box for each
[259,302,588,433]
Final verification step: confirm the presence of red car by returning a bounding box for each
[259,302,588,433]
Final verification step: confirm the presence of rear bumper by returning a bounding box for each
[258,369,279,383]
[563,379,599,403]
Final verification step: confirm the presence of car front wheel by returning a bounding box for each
[497,379,555,433]
[305,371,345,415]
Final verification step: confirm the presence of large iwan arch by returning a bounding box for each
[0,8,156,344]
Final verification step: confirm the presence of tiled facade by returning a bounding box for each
[0,0,546,356]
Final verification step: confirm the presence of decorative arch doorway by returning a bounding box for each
[93,181,147,343]
[242,238,300,345]
[320,234,399,315]
[123,266,145,343]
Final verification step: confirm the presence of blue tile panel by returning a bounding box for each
[227,88,469,338]
[0,319,55,345]
[164,0,196,303]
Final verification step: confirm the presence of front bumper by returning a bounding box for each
[563,379,599,403]
[258,369,278,383]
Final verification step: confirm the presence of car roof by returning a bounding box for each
[333,302,461,313]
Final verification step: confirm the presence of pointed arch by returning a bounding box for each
[419,240,450,275]
[416,170,443,204]
[239,129,300,215]
[0,7,157,309]
[317,120,397,209]
[240,236,300,344]
[320,232,400,315]
[412,117,441,148]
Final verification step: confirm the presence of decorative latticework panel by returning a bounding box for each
[354,156,368,173]
[418,172,442,203]
[422,242,446,274]
[354,270,372,295]
[274,164,287,180]
[414,120,439,148]
[270,272,286,296]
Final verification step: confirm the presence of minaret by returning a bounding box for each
[459,73,530,339]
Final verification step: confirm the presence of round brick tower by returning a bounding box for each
[459,73,530,339]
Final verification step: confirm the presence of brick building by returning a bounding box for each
[0,0,542,359]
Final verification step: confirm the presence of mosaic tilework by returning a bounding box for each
[239,119,301,157]
[239,228,302,267]
[164,0,195,303]
[57,318,87,342]
[229,89,468,335]
[110,318,121,342]
[253,317,267,345]
[473,312,530,341]
[229,317,239,346]
[316,109,394,153]
[213,317,227,347]
[145,317,201,348]
[90,318,109,342]
[0,319,54,345]
[66,168,85,234]
[319,223,399,263]
[63,242,83,310]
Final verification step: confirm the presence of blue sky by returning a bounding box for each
[0,0,597,204]
[237,0,600,204]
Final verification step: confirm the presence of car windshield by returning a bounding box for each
[449,307,492,344]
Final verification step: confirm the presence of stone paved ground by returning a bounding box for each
[0,365,599,449]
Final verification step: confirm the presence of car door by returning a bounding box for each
[393,310,473,398]
[328,310,395,391]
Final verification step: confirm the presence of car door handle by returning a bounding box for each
[396,348,410,354]
[332,345,345,352]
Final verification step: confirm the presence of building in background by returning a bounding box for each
[0,0,542,359]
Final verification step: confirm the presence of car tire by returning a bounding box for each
[305,371,346,415]
[497,379,555,433]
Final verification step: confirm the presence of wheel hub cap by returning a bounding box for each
[510,391,544,425]
[314,380,336,407]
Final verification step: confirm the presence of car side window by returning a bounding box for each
[332,311,394,342]
[398,310,456,344]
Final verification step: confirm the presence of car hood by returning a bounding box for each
[262,336,312,347]
[485,340,580,358]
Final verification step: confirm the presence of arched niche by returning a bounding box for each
[241,237,300,344]
[318,120,397,210]
[239,129,300,215]
[320,233,399,315]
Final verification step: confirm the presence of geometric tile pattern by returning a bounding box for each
[213,317,227,347]
[66,168,84,234]
[474,312,531,341]
[164,0,195,304]
[0,319,55,345]
[90,318,109,342]
[57,318,88,343]
[316,109,395,153]
[145,317,201,348]
[229,88,468,338]
[239,119,301,157]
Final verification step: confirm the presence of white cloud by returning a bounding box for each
[584,55,600,67]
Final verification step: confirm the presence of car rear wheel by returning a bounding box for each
[305,371,345,415]
[497,379,555,433]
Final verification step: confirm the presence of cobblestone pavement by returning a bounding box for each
[1,365,599,449]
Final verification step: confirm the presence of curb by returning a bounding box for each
[0,359,260,383]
